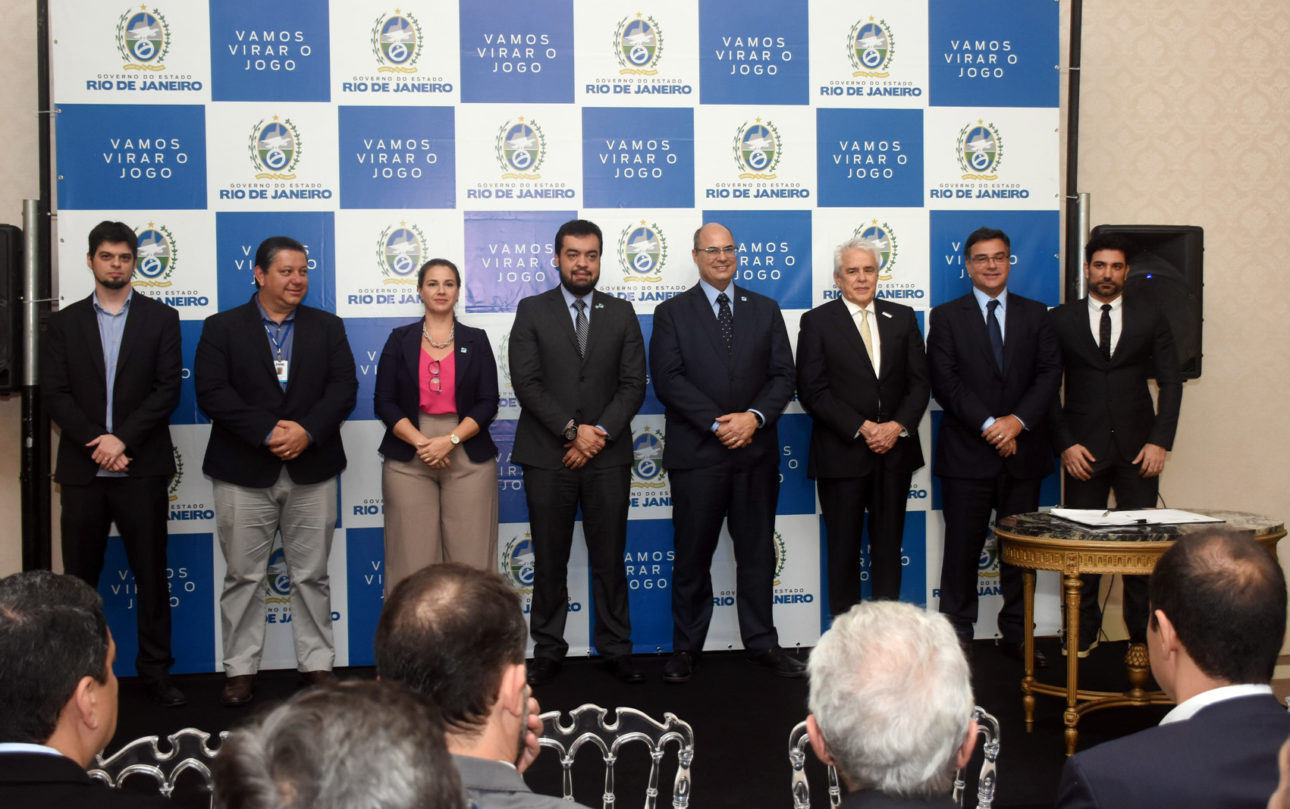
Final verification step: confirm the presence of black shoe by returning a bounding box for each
[661,651,695,683]
[999,640,1048,668]
[221,675,254,707]
[144,676,187,708]
[527,657,562,687]
[604,655,645,684]
[748,646,807,678]
[1061,636,1100,659]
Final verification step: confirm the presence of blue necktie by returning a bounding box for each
[987,299,1004,371]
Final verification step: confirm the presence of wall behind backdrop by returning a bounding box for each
[46,0,1065,674]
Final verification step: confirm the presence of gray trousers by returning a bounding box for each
[214,469,337,676]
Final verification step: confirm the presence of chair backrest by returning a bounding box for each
[88,727,225,805]
[787,705,1000,809]
[537,703,695,809]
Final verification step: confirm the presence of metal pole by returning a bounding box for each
[1062,0,1084,303]
[1075,192,1090,299]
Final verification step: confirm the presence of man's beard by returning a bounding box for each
[100,277,130,290]
[561,275,595,296]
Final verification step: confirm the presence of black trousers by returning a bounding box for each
[60,475,173,678]
[938,474,1042,644]
[522,463,633,659]
[1066,458,1159,643]
[818,466,913,617]
[669,460,779,653]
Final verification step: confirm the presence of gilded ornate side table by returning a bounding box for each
[994,509,1285,754]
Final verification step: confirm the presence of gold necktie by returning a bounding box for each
[859,308,874,365]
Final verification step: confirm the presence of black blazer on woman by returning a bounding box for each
[374,319,499,463]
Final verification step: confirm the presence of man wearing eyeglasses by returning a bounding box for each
[926,227,1060,663]
[649,222,801,682]
[509,219,647,688]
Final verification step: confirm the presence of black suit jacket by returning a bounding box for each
[42,292,181,485]
[927,292,1061,480]
[195,297,357,487]
[1056,694,1290,809]
[1049,297,1182,465]
[509,287,646,469]
[373,319,499,463]
[0,752,171,809]
[650,284,795,470]
[797,297,929,479]
[840,790,957,808]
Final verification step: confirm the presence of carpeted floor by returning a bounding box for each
[111,637,1169,809]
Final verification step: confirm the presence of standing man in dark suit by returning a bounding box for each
[797,238,930,616]
[0,571,170,808]
[195,236,357,706]
[927,227,1061,661]
[509,219,646,687]
[42,221,185,707]
[650,222,802,682]
[1050,232,1182,656]
[1056,530,1290,809]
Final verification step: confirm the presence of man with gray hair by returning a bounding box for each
[797,238,929,616]
[807,600,978,807]
[212,681,460,809]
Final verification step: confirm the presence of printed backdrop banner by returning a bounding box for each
[49,0,1062,674]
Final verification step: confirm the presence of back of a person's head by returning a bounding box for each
[0,571,110,744]
[1150,530,1287,684]
[212,680,460,809]
[808,601,974,798]
[374,563,526,731]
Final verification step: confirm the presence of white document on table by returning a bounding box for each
[1049,508,1224,528]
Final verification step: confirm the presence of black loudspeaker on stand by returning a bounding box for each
[0,225,21,393]
[1089,224,1203,380]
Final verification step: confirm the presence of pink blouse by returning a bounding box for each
[419,347,457,415]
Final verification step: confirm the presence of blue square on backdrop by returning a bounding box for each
[582,108,695,209]
[817,108,924,208]
[927,0,1059,108]
[209,0,331,101]
[56,105,207,210]
[699,0,809,105]
[459,0,574,103]
[338,106,456,209]
[346,527,386,667]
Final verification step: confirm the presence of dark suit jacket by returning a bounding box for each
[373,319,499,464]
[796,298,930,479]
[509,287,646,470]
[195,297,357,487]
[1056,694,1290,809]
[650,284,795,470]
[927,292,1060,480]
[42,292,181,485]
[1049,297,1182,465]
[0,752,171,809]
[840,789,957,808]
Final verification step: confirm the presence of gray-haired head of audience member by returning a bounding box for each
[807,601,977,799]
[0,570,115,764]
[213,680,461,809]
[833,238,882,276]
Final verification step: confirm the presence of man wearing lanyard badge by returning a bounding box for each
[195,236,358,706]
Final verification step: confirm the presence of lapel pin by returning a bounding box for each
[595,302,604,309]
[739,295,747,302]
[460,346,467,353]
[882,311,893,318]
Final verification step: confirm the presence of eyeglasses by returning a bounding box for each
[969,252,1009,266]
[427,359,441,394]
[697,246,740,256]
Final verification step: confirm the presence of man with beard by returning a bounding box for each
[42,221,185,707]
[1049,231,1182,656]
[509,219,647,686]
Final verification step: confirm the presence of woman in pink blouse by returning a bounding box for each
[374,259,499,593]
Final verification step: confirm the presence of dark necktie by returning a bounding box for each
[716,292,733,353]
[1099,303,1112,360]
[573,299,588,358]
[986,299,1004,372]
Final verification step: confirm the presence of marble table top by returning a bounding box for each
[994,509,1284,543]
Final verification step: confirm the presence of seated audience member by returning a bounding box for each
[0,570,168,808]
[806,600,978,807]
[212,680,459,809]
[375,563,585,809]
[1057,529,1290,809]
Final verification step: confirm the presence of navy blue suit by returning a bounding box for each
[650,283,795,652]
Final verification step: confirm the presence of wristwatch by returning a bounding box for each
[563,423,578,441]
[449,433,460,446]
